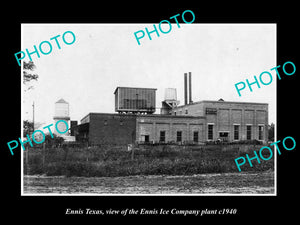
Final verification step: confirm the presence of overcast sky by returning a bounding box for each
[22,23,276,128]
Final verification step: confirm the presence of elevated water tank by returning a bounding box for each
[54,98,70,120]
[114,87,157,114]
[53,98,70,137]
[164,88,177,101]
[161,88,180,115]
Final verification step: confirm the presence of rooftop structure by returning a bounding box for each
[114,87,157,114]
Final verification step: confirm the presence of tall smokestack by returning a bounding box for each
[184,73,188,105]
[189,72,193,104]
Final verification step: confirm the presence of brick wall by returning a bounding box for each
[171,100,268,143]
[136,115,205,143]
[88,113,137,145]
[81,100,268,145]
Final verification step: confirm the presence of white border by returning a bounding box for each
[21,24,24,195]
[21,23,277,197]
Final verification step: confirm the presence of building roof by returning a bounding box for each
[114,86,157,94]
[80,112,205,122]
[56,98,68,104]
[173,99,268,109]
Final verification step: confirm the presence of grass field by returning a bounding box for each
[23,170,274,194]
[24,144,274,177]
[23,144,275,194]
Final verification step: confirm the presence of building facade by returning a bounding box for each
[75,113,205,145]
[77,113,137,145]
[75,99,268,145]
[171,100,268,143]
[136,114,205,144]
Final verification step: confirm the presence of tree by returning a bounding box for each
[23,61,38,131]
[23,61,38,91]
[268,123,275,142]
[23,120,34,137]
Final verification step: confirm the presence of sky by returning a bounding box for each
[22,23,276,128]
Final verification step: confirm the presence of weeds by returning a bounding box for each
[24,144,274,177]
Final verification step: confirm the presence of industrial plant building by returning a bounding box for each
[74,72,268,145]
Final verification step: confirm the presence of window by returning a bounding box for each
[144,135,149,143]
[258,125,264,140]
[234,125,239,140]
[246,125,252,140]
[185,109,188,114]
[208,124,213,140]
[193,131,199,142]
[160,131,166,142]
[176,131,182,142]
[219,132,229,141]
[174,111,176,116]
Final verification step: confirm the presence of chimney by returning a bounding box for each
[189,72,193,104]
[184,73,188,105]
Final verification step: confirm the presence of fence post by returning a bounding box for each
[25,148,28,174]
[86,147,89,162]
[131,148,134,161]
[128,144,134,160]
[42,142,45,169]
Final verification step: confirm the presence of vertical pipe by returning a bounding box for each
[189,72,192,104]
[184,73,188,105]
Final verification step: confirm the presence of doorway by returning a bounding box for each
[144,135,150,143]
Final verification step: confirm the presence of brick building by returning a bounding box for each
[75,113,205,145]
[136,114,205,144]
[76,113,137,145]
[171,100,268,143]
[75,79,268,145]
[75,99,268,145]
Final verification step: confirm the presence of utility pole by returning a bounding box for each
[26,101,35,174]
[32,101,35,131]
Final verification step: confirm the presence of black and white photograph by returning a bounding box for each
[1,4,298,221]
[21,23,276,195]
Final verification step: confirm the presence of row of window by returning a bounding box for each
[144,125,264,143]
[208,124,264,140]
[159,131,199,143]
[144,124,265,143]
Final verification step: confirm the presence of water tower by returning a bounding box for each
[160,88,180,115]
[114,87,157,114]
[53,98,70,136]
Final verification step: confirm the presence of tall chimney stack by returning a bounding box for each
[189,72,193,104]
[184,73,188,105]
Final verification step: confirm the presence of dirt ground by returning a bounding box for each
[23,170,274,195]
